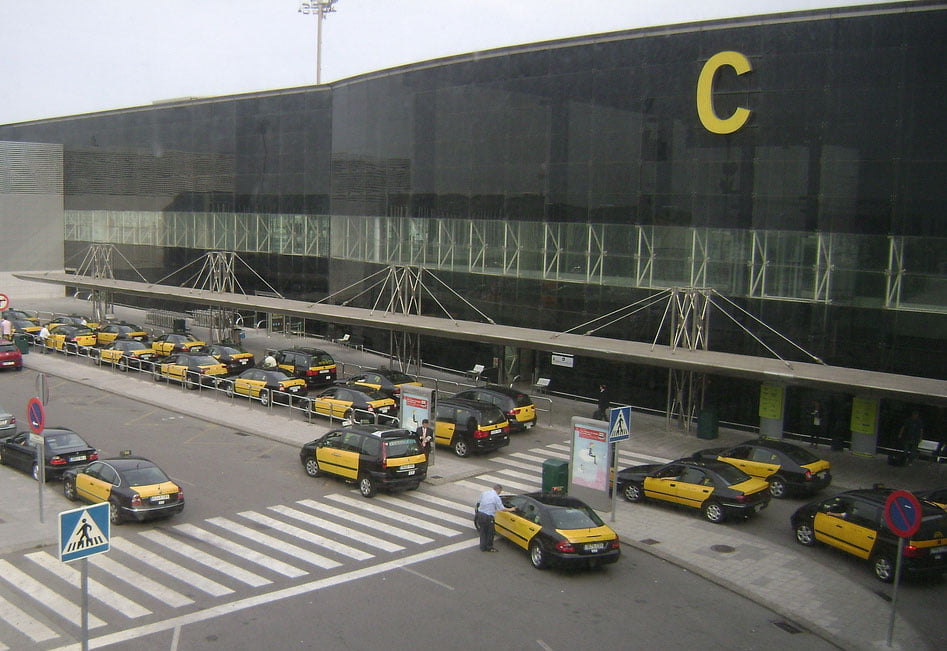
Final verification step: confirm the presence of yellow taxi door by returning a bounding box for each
[76,474,112,504]
[673,468,715,510]
[315,436,359,479]
[434,420,455,447]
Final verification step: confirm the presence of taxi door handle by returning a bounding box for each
[668,483,676,487]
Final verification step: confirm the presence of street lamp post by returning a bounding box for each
[297,0,339,85]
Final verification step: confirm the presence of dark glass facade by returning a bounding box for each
[2,2,946,434]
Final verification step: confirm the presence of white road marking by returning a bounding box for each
[405,492,473,514]
[371,493,474,527]
[138,530,271,588]
[325,494,461,537]
[473,474,536,493]
[399,566,455,591]
[299,499,434,545]
[0,592,59,642]
[491,467,543,484]
[231,512,358,564]
[268,505,404,553]
[110,537,233,597]
[58,538,480,651]
[171,523,307,578]
[89,554,193,608]
[0,559,106,628]
[25,552,151,619]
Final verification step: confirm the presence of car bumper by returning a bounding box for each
[722,498,770,517]
[121,501,185,522]
[509,417,537,432]
[548,547,621,568]
[370,470,426,490]
[471,435,510,452]
[787,473,832,495]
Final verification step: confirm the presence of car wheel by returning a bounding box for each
[873,553,895,582]
[118,357,129,372]
[185,373,198,390]
[153,371,163,382]
[794,522,816,546]
[304,457,322,477]
[453,439,470,458]
[769,475,788,499]
[93,353,102,366]
[344,408,355,422]
[63,478,77,501]
[621,482,643,502]
[702,500,726,524]
[359,476,377,498]
[529,540,548,569]
[224,382,235,398]
[109,499,123,525]
[259,390,270,407]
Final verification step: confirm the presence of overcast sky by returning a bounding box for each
[0,0,894,125]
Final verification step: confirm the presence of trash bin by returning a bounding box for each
[541,458,569,494]
[697,407,719,440]
[172,318,187,333]
[13,333,30,354]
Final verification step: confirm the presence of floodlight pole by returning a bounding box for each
[298,0,339,84]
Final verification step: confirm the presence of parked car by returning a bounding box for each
[0,403,15,437]
[205,343,255,375]
[268,347,337,387]
[0,427,98,481]
[917,487,947,510]
[153,352,228,388]
[452,384,537,432]
[342,368,421,399]
[433,397,510,457]
[95,322,149,346]
[299,425,427,497]
[616,458,771,523]
[309,386,397,422]
[151,332,206,355]
[63,456,184,524]
[791,488,947,582]
[45,324,97,353]
[474,492,620,570]
[2,309,39,324]
[0,339,23,371]
[693,438,831,498]
[223,368,308,406]
[92,340,157,371]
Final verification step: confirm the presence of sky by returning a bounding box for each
[0,0,896,125]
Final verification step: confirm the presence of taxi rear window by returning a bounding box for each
[713,464,752,484]
[513,393,533,407]
[311,353,335,366]
[384,437,421,458]
[479,407,506,427]
[124,466,171,486]
[547,505,604,529]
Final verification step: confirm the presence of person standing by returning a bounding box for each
[475,484,513,552]
[37,324,50,353]
[416,418,433,460]
[0,316,11,340]
[898,410,924,465]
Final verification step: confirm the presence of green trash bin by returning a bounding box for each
[13,333,30,354]
[697,407,718,440]
[541,458,569,494]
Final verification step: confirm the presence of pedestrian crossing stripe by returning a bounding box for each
[609,406,631,442]
[59,502,110,563]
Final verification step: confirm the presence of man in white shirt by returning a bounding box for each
[476,484,513,552]
[37,324,50,353]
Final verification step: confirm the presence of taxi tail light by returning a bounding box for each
[555,540,576,553]
[381,443,388,469]
[305,369,319,377]
[176,489,184,502]
[804,470,813,481]
[609,537,620,549]
[903,544,928,558]
[734,494,750,503]
[130,494,142,507]
[474,429,489,439]
[90,451,99,460]
[50,456,67,466]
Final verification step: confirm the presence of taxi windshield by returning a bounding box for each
[547,505,604,529]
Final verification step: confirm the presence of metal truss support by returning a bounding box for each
[75,244,115,324]
[665,288,710,433]
[690,229,708,288]
[195,251,239,343]
[885,236,903,309]
[748,230,767,298]
[814,232,832,302]
[380,266,423,376]
[635,226,654,287]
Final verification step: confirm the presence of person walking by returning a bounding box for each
[475,484,513,552]
[416,418,433,460]
[898,410,924,465]
[595,384,610,421]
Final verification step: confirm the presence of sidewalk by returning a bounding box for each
[7,298,945,650]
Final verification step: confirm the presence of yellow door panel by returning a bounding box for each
[643,477,677,504]
[674,482,713,509]
[434,422,455,447]
[316,448,359,479]
[496,512,541,550]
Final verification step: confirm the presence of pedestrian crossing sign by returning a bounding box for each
[608,406,631,442]
[59,502,110,563]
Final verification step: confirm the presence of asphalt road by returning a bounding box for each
[0,367,842,650]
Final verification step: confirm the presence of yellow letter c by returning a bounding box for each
[697,51,752,134]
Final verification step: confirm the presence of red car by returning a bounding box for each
[0,339,23,372]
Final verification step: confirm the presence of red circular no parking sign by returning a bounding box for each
[884,489,922,538]
[27,397,45,435]
[0,293,9,311]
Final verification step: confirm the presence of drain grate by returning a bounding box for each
[639,538,660,545]
[772,620,804,635]
[710,544,736,553]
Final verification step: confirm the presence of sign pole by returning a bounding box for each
[885,536,905,646]
[610,440,619,522]
[81,557,89,651]
[37,440,46,523]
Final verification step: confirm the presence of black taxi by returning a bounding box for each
[791,488,947,582]
[434,397,510,458]
[299,425,426,497]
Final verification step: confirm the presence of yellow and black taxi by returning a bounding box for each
[46,314,99,329]
[269,347,337,387]
[11,318,42,338]
[2,309,40,324]
[693,438,832,499]
[617,458,771,524]
[62,456,185,524]
[342,368,421,399]
[205,343,255,375]
[45,324,98,353]
[93,340,158,371]
[452,384,537,432]
[153,352,228,388]
[95,321,149,346]
[309,386,397,422]
[0,427,98,481]
[434,397,510,458]
[151,332,206,355]
[299,425,427,497]
[475,492,620,570]
[224,368,308,406]
[917,487,947,510]
[791,488,947,582]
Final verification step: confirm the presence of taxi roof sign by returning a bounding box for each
[59,502,110,563]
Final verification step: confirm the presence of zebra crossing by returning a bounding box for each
[0,439,671,649]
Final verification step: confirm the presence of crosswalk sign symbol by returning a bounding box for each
[608,406,631,442]
[59,502,110,563]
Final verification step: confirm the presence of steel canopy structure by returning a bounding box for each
[16,271,947,406]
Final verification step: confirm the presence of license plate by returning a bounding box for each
[585,542,605,552]
[491,428,502,435]
[930,545,947,554]
[818,471,827,479]
[1,361,12,366]
[407,469,415,475]
[68,455,86,462]
[402,464,415,470]
[151,494,169,503]
[378,407,389,413]
[240,359,248,365]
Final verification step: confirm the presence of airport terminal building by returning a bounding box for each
[1,1,945,435]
